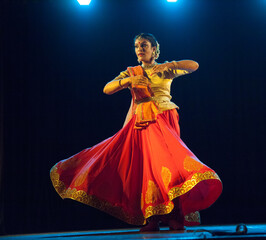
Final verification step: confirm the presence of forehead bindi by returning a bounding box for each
[135,39,150,46]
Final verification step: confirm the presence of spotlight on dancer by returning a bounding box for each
[77,0,91,5]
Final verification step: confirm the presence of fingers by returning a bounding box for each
[150,70,159,76]
[151,66,165,76]
[131,75,149,86]
[138,75,149,81]
[137,77,148,86]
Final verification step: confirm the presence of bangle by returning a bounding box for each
[171,61,178,69]
[119,79,123,88]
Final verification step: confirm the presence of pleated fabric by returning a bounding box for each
[50,109,222,226]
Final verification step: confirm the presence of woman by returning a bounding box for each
[50,33,222,231]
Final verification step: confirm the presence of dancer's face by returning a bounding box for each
[134,38,156,64]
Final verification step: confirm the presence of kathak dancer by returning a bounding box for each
[50,33,222,231]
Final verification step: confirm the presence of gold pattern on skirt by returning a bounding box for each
[50,165,220,225]
[185,211,200,223]
[50,166,146,225]
[145,201,174,219]
[60,157,82,171]
[145,180,161,204]
[168,171,220,200]
[161,167,172,189]
[183,156,204,172]
[74,169,89,187]
[50,167,66,196]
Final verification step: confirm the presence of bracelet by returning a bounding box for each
[119,79,123,88]
[171,61,178,69]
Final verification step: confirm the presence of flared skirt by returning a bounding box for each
[50,109,222,226]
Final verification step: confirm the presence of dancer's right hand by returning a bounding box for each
[130,75,149,87]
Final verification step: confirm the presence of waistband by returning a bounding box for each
[134,96,172,104]
[134,97,153,104]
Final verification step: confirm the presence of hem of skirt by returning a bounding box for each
[50,165,146,225]
[50,166,221,226]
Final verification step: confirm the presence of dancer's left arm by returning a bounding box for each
[150,60,199,76]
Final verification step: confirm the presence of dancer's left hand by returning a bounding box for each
[150,63,171,76]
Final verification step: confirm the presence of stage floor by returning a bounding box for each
[1,224,266,240]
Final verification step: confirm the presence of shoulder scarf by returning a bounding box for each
[127,66,161,129]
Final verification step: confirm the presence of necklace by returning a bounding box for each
[142,62,157,69]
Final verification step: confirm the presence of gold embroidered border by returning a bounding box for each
[168,171,220,200]
[50,166,145,225]
[50,166,220,225]
[143,171,220,220]
[145,201,174,219]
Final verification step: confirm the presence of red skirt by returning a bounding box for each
[50,109,222,226]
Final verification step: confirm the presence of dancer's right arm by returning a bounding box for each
[103,76,148,95]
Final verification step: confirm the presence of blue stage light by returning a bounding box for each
[77,0,91,5]
[167,0,178,2]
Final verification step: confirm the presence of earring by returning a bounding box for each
[152,51,156,58]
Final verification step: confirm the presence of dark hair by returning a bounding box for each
[134,33,158,48]
[134,33,160,59]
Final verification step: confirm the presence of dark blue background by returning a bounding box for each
[1,0,266,235]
